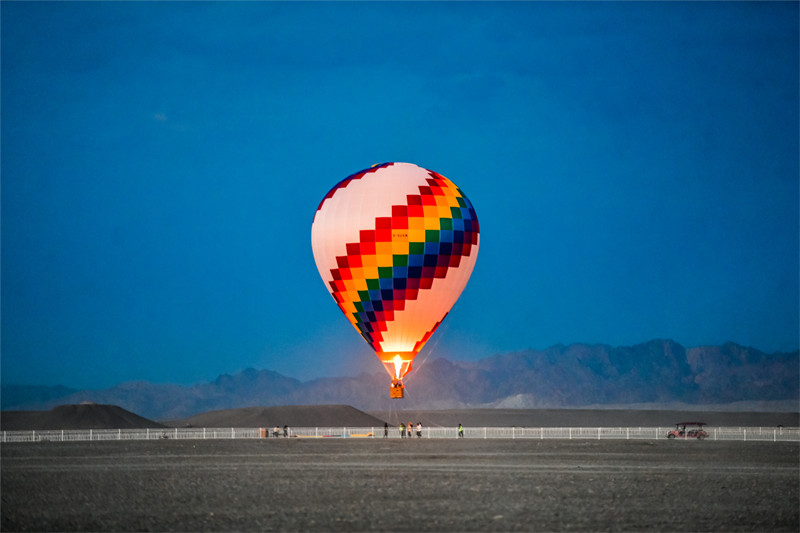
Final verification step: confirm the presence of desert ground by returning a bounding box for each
[2,438,797,532]
[4,403,798,431]
[371,408,800,429]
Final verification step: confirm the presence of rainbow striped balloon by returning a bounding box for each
[311,162,480,389]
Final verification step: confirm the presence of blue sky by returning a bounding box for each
[2,2,798,390]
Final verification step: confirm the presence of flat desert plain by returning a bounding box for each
[2,438,797,532]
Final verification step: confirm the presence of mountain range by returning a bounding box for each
[2,340,797,420]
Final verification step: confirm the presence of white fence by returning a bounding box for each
[3,426,798,443]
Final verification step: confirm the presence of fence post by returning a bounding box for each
[32,430,36,442]
[90,429,93,441]
[147,428,150,440]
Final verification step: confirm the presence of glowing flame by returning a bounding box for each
[393,355,403,380]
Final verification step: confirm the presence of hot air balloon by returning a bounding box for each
[311,162,480,398]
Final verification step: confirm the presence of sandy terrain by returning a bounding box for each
[4,404,797,432]
[2,438,797,532]
[372,408,800,428]
[166,404,387,429]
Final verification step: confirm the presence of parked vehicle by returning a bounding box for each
[667,422,708,439]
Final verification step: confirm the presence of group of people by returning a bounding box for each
[271,425,289,438]
[380,422,465,438]
[383,422,423,438]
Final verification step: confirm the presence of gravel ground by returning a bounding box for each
[2,439,797,532]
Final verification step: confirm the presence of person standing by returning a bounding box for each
[407,422,413,438]
[416,422,422,438]
[458,423,464,438]
[283,425,288,438]
[399,422,406,438]
[384,422,389,438]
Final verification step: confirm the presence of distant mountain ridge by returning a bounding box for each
[2,384,79,408]
[2,340,797,420]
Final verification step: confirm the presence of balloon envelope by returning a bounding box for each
[311,162,480,383]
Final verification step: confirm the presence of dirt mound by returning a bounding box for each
[166,404,387,428]
[1,403,165,430]
[0,412,41,431]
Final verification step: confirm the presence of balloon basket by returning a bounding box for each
[390,380,405,399]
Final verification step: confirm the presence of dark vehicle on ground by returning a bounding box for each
[666,422,708,439]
